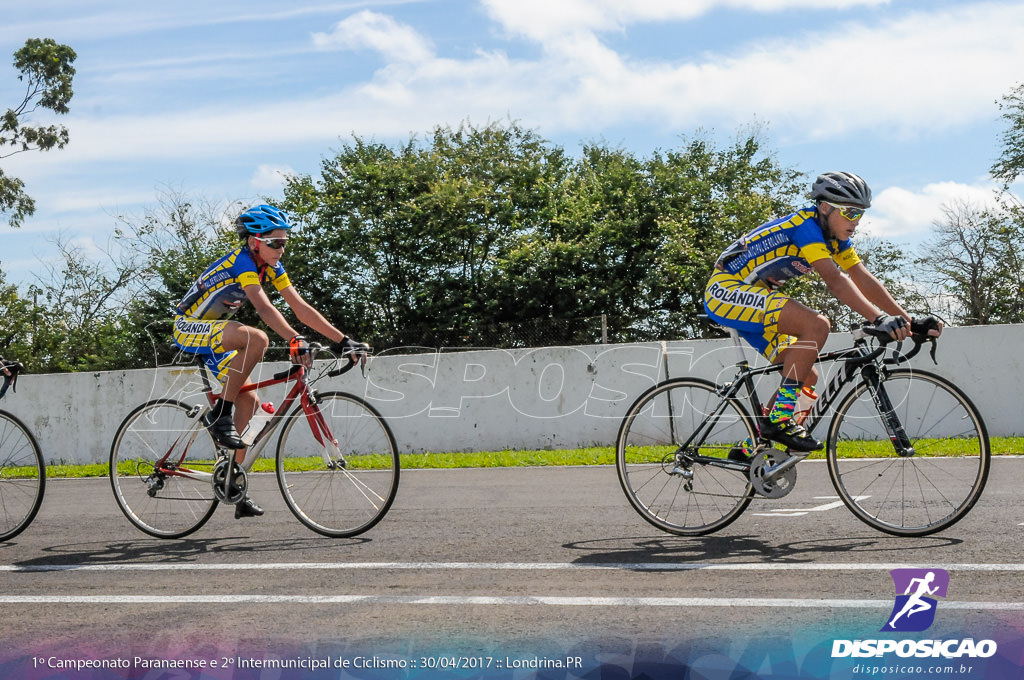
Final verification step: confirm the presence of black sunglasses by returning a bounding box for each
[253,236,288,250]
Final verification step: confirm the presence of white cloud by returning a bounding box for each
[481,0,891,42]
[251,164,297,190]
[312,10,434,62]
[6,2,1023,171]
[859,180,1003,241]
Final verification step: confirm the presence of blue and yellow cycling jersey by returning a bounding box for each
[715,207,861,288]
[175,246,291,320]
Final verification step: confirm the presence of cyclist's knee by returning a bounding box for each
[241,327,270,353]
[808,314,830,344]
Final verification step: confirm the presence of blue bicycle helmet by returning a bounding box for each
[235,204,292,237]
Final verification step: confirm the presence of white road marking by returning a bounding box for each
[0,594,1020,609]
[752,495,868,517]
[4,561,1021,608]
[5,561,1024,573]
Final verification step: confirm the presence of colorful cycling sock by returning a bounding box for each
[768,379,800,424]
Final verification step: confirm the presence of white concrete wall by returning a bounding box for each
[2,324,1020,465]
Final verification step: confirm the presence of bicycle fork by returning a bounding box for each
[861,366,915,456]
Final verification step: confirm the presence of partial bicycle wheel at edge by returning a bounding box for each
[109,399,219,538]
[826,368,990,537]
[0,410,45,541]
[616,378,756,536]
[276,391,399,537]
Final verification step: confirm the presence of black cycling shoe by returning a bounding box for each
[203,412,245,449]
[234,496,264,519]
[758,418,823,453]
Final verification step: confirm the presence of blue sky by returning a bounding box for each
[3,0,1023,287]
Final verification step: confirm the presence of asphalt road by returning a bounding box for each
[2,460,1023,665]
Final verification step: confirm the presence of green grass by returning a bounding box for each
[26,437,1024,479]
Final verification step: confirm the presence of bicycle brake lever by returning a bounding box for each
[891,340,903,362]
[927,337,938,365]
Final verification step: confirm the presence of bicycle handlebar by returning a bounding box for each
[848,317,940,367]
[302,342,372,378]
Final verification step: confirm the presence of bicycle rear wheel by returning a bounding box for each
[826,368,990,537]
[616,378,756,536]
[0,410,45,541]
[109,399,219,538]
[276,391,399,537]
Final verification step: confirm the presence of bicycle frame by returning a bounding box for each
[147,361,340,488]
[680,327,915,478]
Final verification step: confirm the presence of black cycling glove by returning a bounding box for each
[338,336,370,358]
[872,313,908,337]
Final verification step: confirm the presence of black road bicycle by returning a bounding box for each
[616,319,990,537]
[0,360,45,541]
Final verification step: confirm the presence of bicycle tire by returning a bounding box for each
[616,378,756,536]
[0,410,45,542]
[826,368,990,537]
[276,391,399,537]
[109,399,219,538]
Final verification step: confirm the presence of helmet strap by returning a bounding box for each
[816,202,835,240]
[248,237,266,266]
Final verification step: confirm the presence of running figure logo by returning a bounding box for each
[881,568,950,632]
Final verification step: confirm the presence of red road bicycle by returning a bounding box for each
[0,360,45,542]
[109,345,399,539]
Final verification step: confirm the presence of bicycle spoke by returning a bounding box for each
[827,369,989,536]
[276,392,399,537]
[617,379,754,536]
[109,400,218,539]
[0,412,44,541]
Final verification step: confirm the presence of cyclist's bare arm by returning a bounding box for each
[847,263,912,322]
[244,283,302,342]
[812,259,886,321]
[280,286,345,344]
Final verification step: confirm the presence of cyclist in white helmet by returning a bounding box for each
[704,172,940,453]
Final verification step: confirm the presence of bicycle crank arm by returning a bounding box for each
[759,452,808,483]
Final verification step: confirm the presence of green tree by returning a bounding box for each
[492,143,656,339]
[112,192,242,367]
[1,38,76,227]
[282,121,571,347]
[282,121,805,348]
[648,131,803,338]
[992,82,1024,188]
[29,234,143,371]
[0,270,42,365]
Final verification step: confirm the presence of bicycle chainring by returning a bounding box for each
[212,459,248,504]
[749,449,797,499]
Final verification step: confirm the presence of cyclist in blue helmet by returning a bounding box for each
[704,172,941,453]
[173,204,368,519]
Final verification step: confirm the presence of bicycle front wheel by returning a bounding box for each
[826,368,990,537]
[616,378,756,536]
[0,410,45,541]
[276,391,399,537]
[109,399,219,539]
